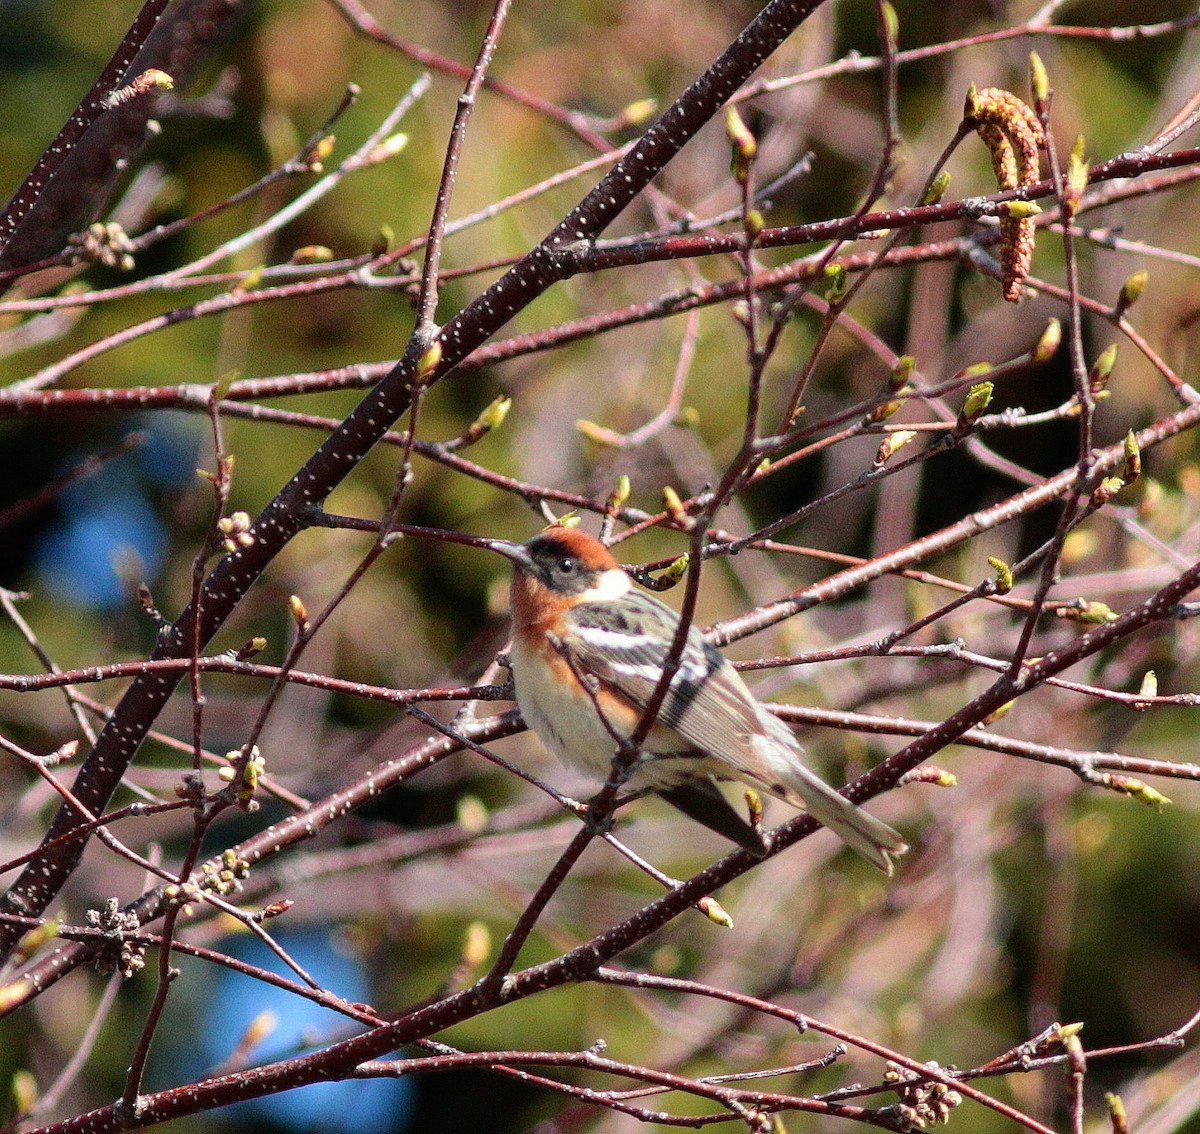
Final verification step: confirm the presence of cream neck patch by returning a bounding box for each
[579,567,632,602]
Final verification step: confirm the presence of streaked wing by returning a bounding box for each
[560,591,771,764]
[561,590,909,873]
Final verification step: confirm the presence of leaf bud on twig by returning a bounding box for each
[823,263,847,305]
[1091,477,1125,506]
[1088,344,1117,395]
[1064,135,1088,217]
[289,245,334,265]
[697,896,734,928]
[1032,318,1061,363]
[890,355,916,389]
[874,430,916,468]
[1106,1093,1128,1134]
[1122,433,1141,484]
[288,594,308,630]
[1056,599,1117,625]
[1107,775,1170,809]
[957,381,994,430]
[662,485,689,526]
[656,555,690,587]
[900,766,958,787]
[922,170,951,206]
[987,556,1013,593]
[1116,270,1148,315]
[101,68,174,109]
[1028,51,1050,112]
[607,474,631,512]
[724,105,757,184]
[615,98,657,128]
[880,2,899,50]
[1134,670,1158,711]
[416,339,443,385]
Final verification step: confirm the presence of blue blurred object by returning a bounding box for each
[31,417,197,610]
[182,926,414,1133]
[34,493,166,608]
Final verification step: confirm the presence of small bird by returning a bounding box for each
[485,527,907,873]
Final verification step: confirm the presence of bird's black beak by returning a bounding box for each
[481,539,535,573]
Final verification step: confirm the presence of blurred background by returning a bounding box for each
[2,1,1200,1131]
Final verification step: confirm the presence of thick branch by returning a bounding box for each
[0,0,830,957]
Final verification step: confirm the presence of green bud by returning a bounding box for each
[618,98,657,127]
[1106,1093,1128,1134]
[1138,670,1158,701]
[310,134,336,165]
[575,418,616,446]
[289,245,334,265]
[607,474,631,511]
[1065,135,1088,216]
[823,262,847,304]
[365,132,409,165]
[232,266,264,293]
[1117,270,1148,313]
[1029,51,1049,107]
[456,795,489,834]
[662,485,685,521]
[1122,430,1141,485]
[371,224,394,257]
[1033,318,1061,363]
[867,398,903,424]
[880,1,899,49]
[890,355,916,389]
[659,554,689,583]
[983,700,1013,725]
[1092,476,1126,506]
[724,105,756,184]
[475,394,511,433]
[12,918,60,965]
[959,381,994,427]
[963,82,979,121]
[416,339,443,384]
[724,105,756,158]
[902,765,959,787]
[11,1069,37,1115]
[1058,600,1117,625]
[1003,200,1042,219]
[874,430,916,467]
[1088,344,1117,394]
[1109,776,1171,810]
[288,594,308,628]
[697,896,734,928]
[987,556,1013,594]
[922,170,950,206]
[235,636,268,661]
[213,368,240,401]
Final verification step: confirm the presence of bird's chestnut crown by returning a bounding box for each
[487,529,621,595]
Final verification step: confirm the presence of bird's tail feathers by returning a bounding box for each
[754,733,907,873]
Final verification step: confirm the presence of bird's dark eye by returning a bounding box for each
[556,557,576,574]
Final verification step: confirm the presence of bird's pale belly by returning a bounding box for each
[510,638,712,788]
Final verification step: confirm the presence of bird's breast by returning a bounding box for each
[509,636,690,782]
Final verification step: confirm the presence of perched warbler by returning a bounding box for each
[486,527,907,873]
